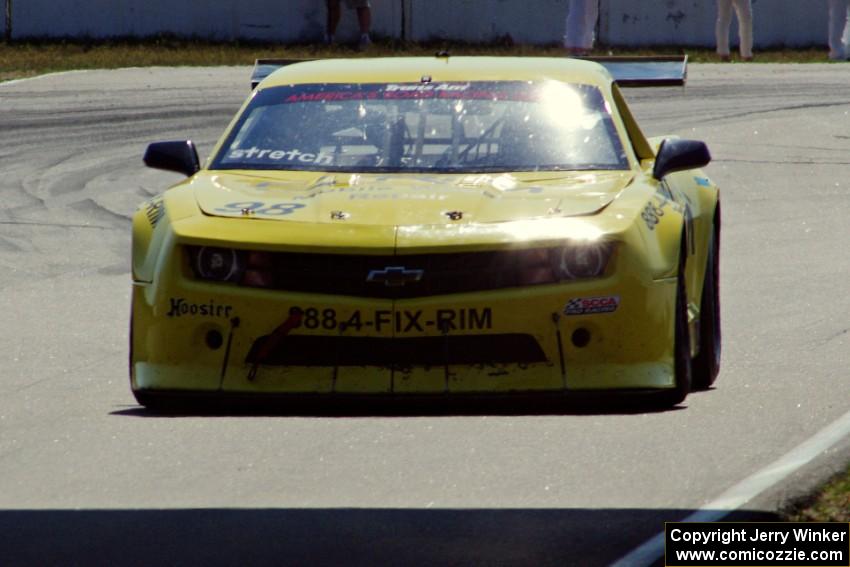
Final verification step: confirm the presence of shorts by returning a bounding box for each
[330,0,370,8]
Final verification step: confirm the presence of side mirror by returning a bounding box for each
[652,139,711,180]
[144,141,200,177]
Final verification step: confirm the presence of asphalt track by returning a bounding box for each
[0,64,849,566]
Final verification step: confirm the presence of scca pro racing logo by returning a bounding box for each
[564,296,620,316]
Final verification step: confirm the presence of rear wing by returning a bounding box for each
[251,59,311,89]
[250,55,688,90]
[583,55,688,87]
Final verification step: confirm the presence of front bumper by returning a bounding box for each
[131,245,678,397]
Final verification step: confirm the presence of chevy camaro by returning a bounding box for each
[131,55,720,409]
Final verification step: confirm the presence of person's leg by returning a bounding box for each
[583,0,599,51]
[733,0,753,59]
[326,0,341,43]
[715,0,733,59]
[564,0,589,52]
[355,2,371,49]
[828,0,848,59]
[342,0,371,48]
[356,6,371,35]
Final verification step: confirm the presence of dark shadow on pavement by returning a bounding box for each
[111,394,688,418]
[0,507,781,567]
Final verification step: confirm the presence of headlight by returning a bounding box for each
[517,242,614,285]
[551,242,613,280]
[192,246,246,282]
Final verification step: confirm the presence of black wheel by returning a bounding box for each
[132,389,160,410]
[657,249,692,407]
[128,306,137,394]
[692,227,721,390]
[132,390,195,414]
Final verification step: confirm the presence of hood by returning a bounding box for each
[192,170,634,226]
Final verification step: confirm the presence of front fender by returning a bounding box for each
[604,180,685,281]
[132,182,200,283]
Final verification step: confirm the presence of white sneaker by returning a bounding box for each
[358,34,372,51]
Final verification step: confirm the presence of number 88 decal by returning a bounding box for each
[641,201,664,230]
[215,201,306,216]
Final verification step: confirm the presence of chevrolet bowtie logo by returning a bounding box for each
[366,266,425,287]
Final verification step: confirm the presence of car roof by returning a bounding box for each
[259,56,614,89]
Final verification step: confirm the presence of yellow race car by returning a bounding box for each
[131,55,720,409]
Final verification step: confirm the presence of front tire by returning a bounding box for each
[692,227,721,389]
[657,250,692,407]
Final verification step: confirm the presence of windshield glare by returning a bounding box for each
[211,81,629,173]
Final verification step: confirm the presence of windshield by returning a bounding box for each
[211,81,629,173]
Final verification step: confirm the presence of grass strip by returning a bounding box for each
[0,37,837,83]
[784,466,850,522]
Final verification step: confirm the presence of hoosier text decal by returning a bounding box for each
[167,298,234,318]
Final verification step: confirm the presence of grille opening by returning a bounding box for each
[187,244,614,299]
[245,334,548,367]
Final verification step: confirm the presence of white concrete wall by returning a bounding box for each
[599,0,830,48]
[406,0,569,44]
[406,0,831,48]
[11,0,401,42]
[6,0,834,48]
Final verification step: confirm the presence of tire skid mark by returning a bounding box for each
[20,146,140,227]
[135,185,162,199]
[717,158,850,166]
[0,253,43,273]
[0,128,216,152]
[18,151,89,208]
[29,150,92,199]
[98,262,130,276]
[68,199,133,227]
[1,105,239,133]
[45,158,130,201]
[0,220,117,230]
[0,180,44,212]
[681,101,850,128]
[0,235,28,252]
